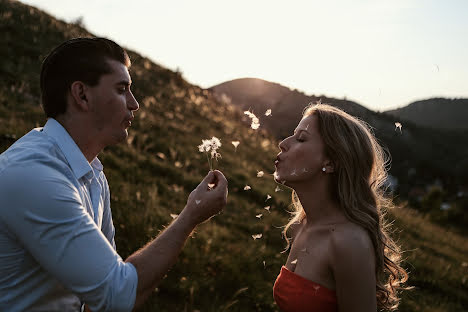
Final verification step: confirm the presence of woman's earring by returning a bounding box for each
[322,167,326,172]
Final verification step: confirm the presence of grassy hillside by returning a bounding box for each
[1,0,467,311]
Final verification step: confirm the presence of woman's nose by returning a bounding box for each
[278,137,288,152]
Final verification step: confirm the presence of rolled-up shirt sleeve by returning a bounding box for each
[0,164,137,312]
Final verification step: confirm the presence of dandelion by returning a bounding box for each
[395,122,402,133]
[257,171,264,177]
[252,234,263,240]
[244,111,260,130]
[198,136,222,170]
[231,141,240,152]
[244,185,251,191]
[265,109,272,116]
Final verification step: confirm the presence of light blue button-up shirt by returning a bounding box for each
[0,119,138,312]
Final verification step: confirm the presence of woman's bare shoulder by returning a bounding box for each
[328,222,375,261]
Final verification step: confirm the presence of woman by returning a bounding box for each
[273,103,408,312]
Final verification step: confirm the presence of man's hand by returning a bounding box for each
[181,170,228,226]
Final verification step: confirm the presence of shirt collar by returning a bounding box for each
[42,118,100,180]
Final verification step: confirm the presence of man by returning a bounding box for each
[0,38,228,311]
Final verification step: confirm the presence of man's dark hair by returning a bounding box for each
[40,37,131,118]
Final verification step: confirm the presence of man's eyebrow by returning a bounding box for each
[116,80,131,86]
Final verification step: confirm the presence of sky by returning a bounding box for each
[20,0,468,111]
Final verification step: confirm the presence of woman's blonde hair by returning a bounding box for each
[282,103,408,311]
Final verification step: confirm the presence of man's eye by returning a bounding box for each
[296,137,305,142]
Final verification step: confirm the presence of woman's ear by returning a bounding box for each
[323,160,335,173]
[70,81,90,112]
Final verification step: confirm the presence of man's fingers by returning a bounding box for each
[200,171,215,187]
[212,170,227,189]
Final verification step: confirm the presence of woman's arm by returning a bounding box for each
[330,226,377,312]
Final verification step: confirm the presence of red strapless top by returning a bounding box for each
[273,266,338,312]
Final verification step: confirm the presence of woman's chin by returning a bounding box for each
[273,171,288,186]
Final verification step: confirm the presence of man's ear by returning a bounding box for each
[70,81,90,112]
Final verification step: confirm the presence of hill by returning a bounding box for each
[1,0,467,311]
[385,98,468,130]
[211,78,468,205]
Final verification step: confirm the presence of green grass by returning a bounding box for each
[1,0,467,310]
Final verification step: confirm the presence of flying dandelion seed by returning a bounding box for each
[257,171,264,177]
[305,124,309,131]
[265,109,272,116]
[231,141,240,152]
[266,194,272,201]
[394,122,402,133]
[264,206,271,212]
[275,186,282,192]
[291,169,297,176]
[256,214,263,219]
[301,248,307,253]
[170,214,178,219]
[198,137,222,170]
[291,259,298,265]
[263,261,266,268]
[156,152,166,160]
[281,180,286,185]
[244,185,251,191]
[208,183,215,189]
[302,168,308,173]
[195,200,201,205]
[244,111,260,130]
[252,234,263,240]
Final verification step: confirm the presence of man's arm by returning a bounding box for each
[126,170,228,310]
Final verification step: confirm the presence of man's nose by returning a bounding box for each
[127,91,139,111]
